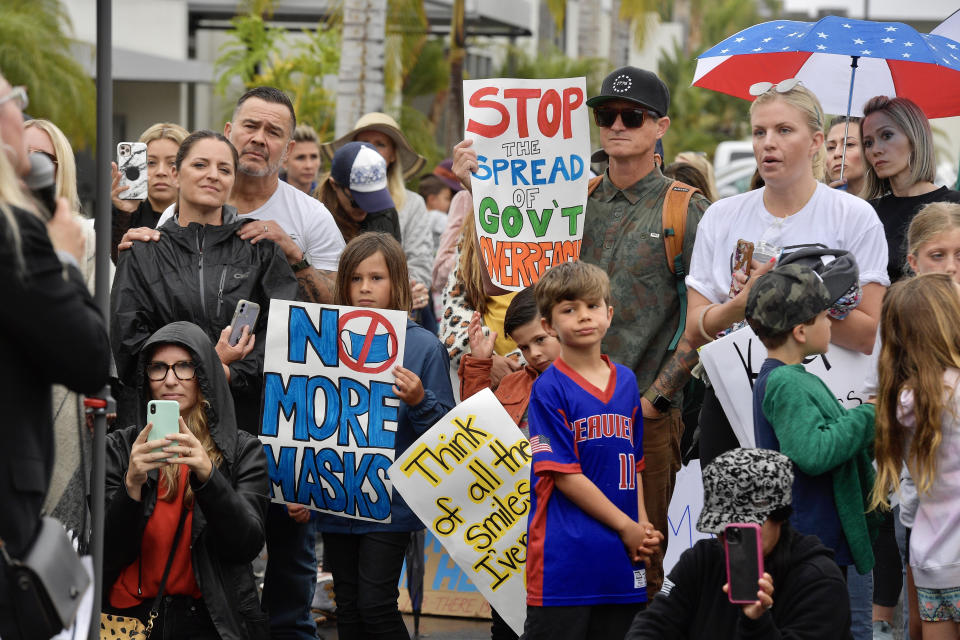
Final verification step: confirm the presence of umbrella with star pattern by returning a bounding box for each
[693,15,960,119]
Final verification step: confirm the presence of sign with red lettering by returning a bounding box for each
[464,77,590,290]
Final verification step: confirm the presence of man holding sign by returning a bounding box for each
[580,66,710,595]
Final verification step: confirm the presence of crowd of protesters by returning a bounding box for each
[5,46,960,640]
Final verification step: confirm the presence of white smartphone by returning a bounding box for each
[117,142,148,200]
[147,399,180,459]
[228,299,261,346]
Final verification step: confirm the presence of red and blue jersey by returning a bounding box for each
[525,355,646,606]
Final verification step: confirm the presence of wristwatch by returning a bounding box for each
[643,387,671,413]
[289,254,311,272]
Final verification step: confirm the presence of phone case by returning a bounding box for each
[147,399,181,459]
[728,240,755,298]
[724,523,764,604]
[117,142,148,200]
[228,300,261,346]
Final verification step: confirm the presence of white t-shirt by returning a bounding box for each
[686,182,890,303]
[158,180,345,271]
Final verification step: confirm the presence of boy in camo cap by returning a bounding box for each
[745,262,879,578]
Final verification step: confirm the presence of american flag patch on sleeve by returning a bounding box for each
[529,434,553,454]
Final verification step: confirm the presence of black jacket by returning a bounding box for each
[103,322,270,640]
[626,530,852,640]
[111,206,298,432]
[0,206,109,557]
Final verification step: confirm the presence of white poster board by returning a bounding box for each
[663,460,713,573]
[699,327,878,447]
[463,77,590,290]
[389,390,530,635]
[259,299,407,523]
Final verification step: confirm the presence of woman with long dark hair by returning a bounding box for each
[111,129,297,431]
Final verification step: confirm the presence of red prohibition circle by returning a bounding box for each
[338,309,400,374]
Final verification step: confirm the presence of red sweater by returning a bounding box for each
[110,466,202,608]
[458,353,539,432]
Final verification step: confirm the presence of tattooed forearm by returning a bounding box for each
[652,335,700,398]
[296,268,336,304]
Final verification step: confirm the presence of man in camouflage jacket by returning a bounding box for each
[581,66,710,594]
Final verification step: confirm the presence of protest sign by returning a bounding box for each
[664,460,712,573]
[699,326,878,447]
[463,77,590,290]
[389,389,530,635]
[399,531,492,620]
[260,299,407,523]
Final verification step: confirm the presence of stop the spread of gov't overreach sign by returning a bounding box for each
[259,299,407,523]
[463,77,590,291]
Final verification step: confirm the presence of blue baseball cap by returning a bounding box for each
[330,141,395,213]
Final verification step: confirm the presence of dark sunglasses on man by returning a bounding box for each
[593,106,657,129]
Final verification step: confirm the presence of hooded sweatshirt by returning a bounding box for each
[626,529,852,640]
[103,322,270,640]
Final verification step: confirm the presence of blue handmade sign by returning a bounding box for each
[260,299,407,523]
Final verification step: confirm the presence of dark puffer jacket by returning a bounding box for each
[103,322,270,640]
[111,206,298,432]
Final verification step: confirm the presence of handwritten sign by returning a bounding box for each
[463,77,590,291]
[699,327,878,447]
[259,299,407,523]
[389,389,530,635]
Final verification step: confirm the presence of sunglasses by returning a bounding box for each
[748,78,803,97]
[593,107,656,129]
[146,361,197,381]
[0,86,28,111]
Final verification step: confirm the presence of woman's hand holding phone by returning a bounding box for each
[216,324,256,366]
[163,417,214,484]
[125,423,175,502]
[723,572,775,619]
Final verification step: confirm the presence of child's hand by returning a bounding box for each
[617,520,649,563]
[392,366,425,406]
[723,572,775,619]
[467,311,496,360]
[637,523,664,565]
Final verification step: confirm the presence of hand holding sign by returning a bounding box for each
[392,365,424,406]
[464,77,590,291]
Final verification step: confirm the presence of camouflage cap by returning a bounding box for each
[745,263,833,334]
[697,448,793,534]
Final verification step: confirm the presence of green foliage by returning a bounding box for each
[0,0,96,148]
[496,44,606,97]
[214,0,341,140]
[658,0,781,160]
[403,38,449,99]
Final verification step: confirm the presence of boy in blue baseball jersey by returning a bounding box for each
[525,261,663,640]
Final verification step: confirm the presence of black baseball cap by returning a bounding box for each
[586,66,670,117]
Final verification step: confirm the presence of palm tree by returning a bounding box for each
[0,0,96,147]
[335,0,387,137]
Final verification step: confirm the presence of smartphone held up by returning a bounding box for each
[148,399,180,461]
[117,142,148,200]
[724,523,764,605]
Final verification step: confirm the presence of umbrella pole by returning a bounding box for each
[839,56,860,184]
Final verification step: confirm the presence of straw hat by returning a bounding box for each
[323,112,426,180]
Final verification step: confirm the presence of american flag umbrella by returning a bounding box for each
[693,15,960,120]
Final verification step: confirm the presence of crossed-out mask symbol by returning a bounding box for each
[338,309,400,374]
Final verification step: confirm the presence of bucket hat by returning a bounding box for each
[323,112,426,179]
[697,448,793,534]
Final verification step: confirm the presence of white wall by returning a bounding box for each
[60,0,189,58]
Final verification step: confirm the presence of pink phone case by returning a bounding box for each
[724,522,764,604]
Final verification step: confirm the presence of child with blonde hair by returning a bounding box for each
[872,272,960,640]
